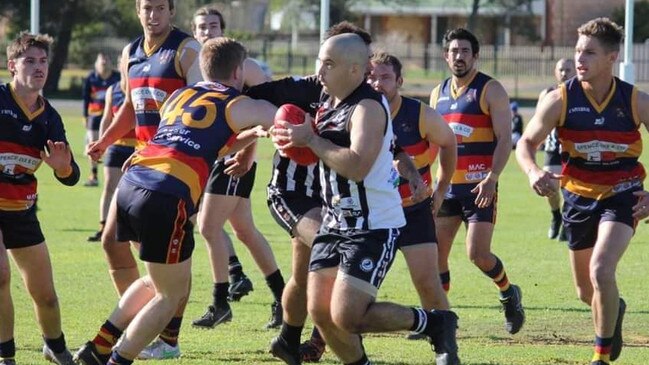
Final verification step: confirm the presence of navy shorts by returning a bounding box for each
[309,228,400,296]
[0,206,44,249]
[398,198,437,248]
[104,145,135,168]
[437,195,497,224]
[115,180,195,264]
[563,189,640,251]
[205,160,257,198]
[267,186,321,237]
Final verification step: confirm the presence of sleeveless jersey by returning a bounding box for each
[123,81,244,214]
[110,82,137,148]
[316,82,405,232]
[431,72,496,198]
[128,27,192,147]
[391,96,434,208]
[83,70,120,118]
[246,75,322,198]
[557,77,645,207]
[0,83,72,211]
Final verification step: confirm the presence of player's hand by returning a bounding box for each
[41,140,72,175]
[408,176,429,205]
[272,114,316,149]
[224,151,254,178]
[632,190,649,223]
[471,175,497,208]
[86,139,107,162]
[527,167,561,197]
[430,189,445,216]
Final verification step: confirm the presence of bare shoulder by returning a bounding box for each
[484,79,508,99]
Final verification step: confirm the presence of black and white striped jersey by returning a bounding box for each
[246,75,324,198]
[316,83,405,232]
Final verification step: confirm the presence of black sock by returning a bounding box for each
[108,351,133,365]
[91,166,98,177]
[311,327,324,342]
[228,255,243,277]
[0,339,15,359]
[265,269,285,303]
[213,282,230,308]
[552,209,561,220]
[44,333,67,354]
[279,323,303,348]
[440,270,451,292]
[344,352,371,365]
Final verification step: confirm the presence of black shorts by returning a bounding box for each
[563,189,640,251]
[104,145,135,168]
[205,161,257,198]
[437,195,497,224]
[87,116,102,131]
[267,187,321,237]
[0,206,44,249]
[544,150,561,167]
[309,228,400,297]
[115,180,195,264]
[398,199,437,248]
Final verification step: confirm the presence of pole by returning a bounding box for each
[31,0,40,34]
[619,0,634,83]
[317,0,330,72]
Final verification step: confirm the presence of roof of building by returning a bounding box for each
[349,0,543,16]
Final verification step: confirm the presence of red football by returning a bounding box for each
[273,104,319,166]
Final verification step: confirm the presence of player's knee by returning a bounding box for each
[589,262,615,289]
[332,311,363,334]
[198,224,219,243]
[33,291,59,309]
[233,228,260,246]
[0,268,10,289]
[307,303,332,328]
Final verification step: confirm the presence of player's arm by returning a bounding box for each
[245,75,322,112]
[81,73,91,123]
[471,80,511,207]
[219,97,277,159]
[393,148,428,204]
[244,58,271,87]
[424,107,457,212]
[179,39,202,85]
[484,80,512,180]
[515,88,563,196]
[88,45,135,160]
[631,89,649,222]
[275,99,385,182]
[99,84,115,137]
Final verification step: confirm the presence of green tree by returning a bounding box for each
[612,1,649,43]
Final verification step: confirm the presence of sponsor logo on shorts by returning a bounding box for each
[360,258,374,272]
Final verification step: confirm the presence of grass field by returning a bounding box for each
[6,100,649,365]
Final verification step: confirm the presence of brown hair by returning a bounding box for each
[577,17,623,53]
[370,51,403,79]
[192,6,226,32]
[200,37,247,81]
[7,31,53,76]
[326,21,372,45]
[136,0,174,11]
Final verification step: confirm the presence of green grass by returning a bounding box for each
[8,101,649,364]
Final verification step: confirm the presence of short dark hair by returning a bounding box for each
[192,5,226,32]
[443,28,480,55]
[326,21,372,45]
[370,51,403,79]
[577,17,623,53]
[7,31,53,76]
[200,37,247,81]
[136,0,174,11]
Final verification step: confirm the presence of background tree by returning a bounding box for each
[612,0,649,43]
